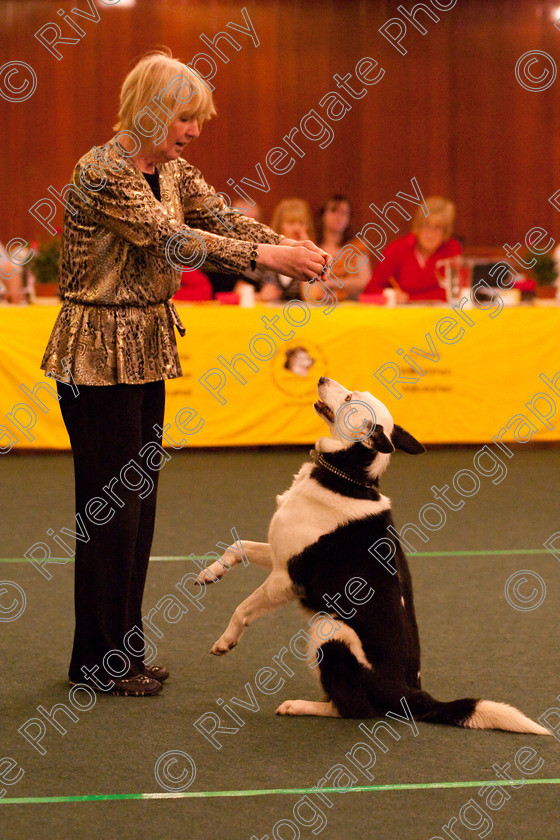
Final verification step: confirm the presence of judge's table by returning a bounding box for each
[1,299,559,450]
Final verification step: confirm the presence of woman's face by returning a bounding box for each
[415,218,447,256]
[281,216,309,240]
[157,114,200,161]
[322,201,351,236]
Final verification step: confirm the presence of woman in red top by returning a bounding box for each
[364,196,462,302]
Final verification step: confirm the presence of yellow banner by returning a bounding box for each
[1,302,559,450]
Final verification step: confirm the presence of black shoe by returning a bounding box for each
[70,674,163,696]
[109,674,163,696]
[144,664,170,682]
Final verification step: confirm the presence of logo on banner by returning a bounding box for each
[272,341,327,400]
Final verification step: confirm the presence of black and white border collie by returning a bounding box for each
[200,377,549,735]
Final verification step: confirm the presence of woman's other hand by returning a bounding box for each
[283,238,330,265]
[257,243,328,283]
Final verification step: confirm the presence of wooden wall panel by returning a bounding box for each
[2,0,560,253]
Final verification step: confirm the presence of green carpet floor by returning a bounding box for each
[0,447,558,839]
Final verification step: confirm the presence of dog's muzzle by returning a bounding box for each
[314,400,335,422]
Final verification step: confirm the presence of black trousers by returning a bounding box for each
[57,380,165,683]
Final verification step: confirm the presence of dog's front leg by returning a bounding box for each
[210,572,294,655]
[197,541,272,584]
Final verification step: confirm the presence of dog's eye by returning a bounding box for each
[344,394,352,402]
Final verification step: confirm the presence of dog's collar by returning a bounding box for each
[310,449,375,488]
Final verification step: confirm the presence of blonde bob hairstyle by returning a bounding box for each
[412,196,456,240]
[113,49,216,144]
[270,198,315,240]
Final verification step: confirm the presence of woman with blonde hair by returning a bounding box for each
[364,196,462,302]
[258,198,315,301]
[41,50,327,696]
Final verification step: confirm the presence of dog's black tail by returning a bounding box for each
[318,640,550,734]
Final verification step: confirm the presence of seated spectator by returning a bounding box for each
[363,196,462,302]
[258,198,315,301]
[312,194,371,301]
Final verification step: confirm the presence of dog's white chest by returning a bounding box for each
[268,465,391,565]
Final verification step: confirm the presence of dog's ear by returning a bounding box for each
[364,423,394,453]
[391,424,425,454]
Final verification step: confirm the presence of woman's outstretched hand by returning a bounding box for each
[257,241,329,283]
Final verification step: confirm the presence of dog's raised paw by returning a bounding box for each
[196,570,217,585]
[197,560,229,585]
[210,638,236,656]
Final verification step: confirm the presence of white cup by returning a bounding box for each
[383,288,398,307]
[239,283,255,307]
